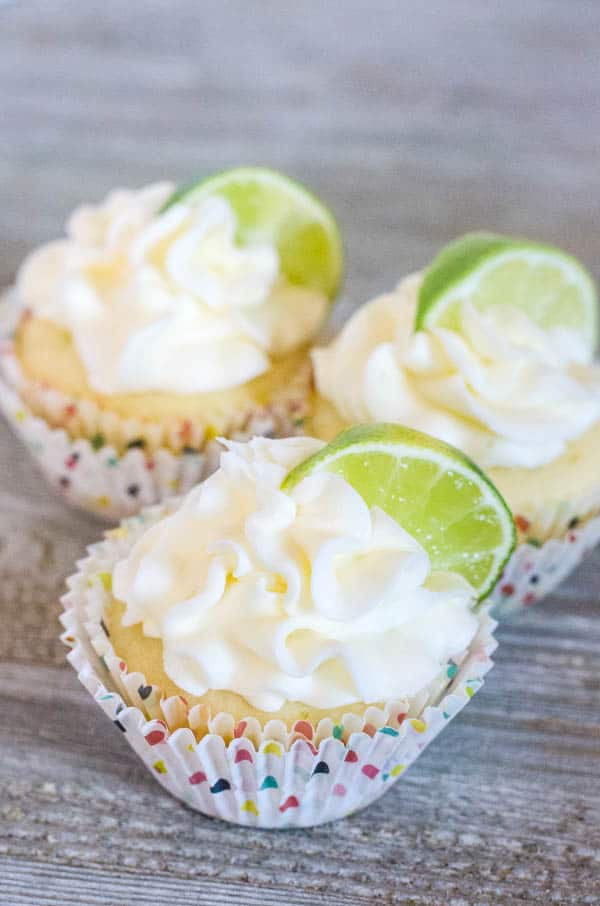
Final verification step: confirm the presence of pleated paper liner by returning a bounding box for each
[0,289,311,520]
[60,503,497,827]
[488,512,600,619]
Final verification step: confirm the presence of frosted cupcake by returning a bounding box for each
[61,425,510,826]
[312,234,600,613]
[0,168,342,518]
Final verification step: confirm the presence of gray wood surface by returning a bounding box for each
[1,2,599,904]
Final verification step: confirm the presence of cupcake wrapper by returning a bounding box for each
[488,512,600,620]
[0,371,213,520]
[60,505,497,828]
[0,289,307,521]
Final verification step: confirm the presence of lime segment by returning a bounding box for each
[282,423,515,600]
[416,232,597,353]
[162,167,343,299]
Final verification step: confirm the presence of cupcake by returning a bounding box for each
[312,234,600,615]
[61,425,510,827]
[0,167,342,519]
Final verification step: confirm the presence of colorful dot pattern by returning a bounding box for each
[68,608,498,827]
[88,658,479,825]
[124,704,474,821]
[0,387,213,520]
[487,510,600,620]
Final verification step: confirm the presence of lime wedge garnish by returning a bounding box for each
[282,423,515,600]
[162,166,343,299]
[416,232,597,353]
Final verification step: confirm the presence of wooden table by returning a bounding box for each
[1,2,599,903]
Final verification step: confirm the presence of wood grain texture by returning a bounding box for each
[1,1,599,904]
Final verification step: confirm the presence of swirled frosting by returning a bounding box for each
[17,183,327,394]
[112,436,477,711]
[313,274,600,469]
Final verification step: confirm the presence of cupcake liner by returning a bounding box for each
[0,289,309,521]
[509,487,600,545]
[0,371,215,520]
[488,512,600,620]
[60,504,497,828]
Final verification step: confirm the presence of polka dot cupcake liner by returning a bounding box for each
[0,371,214,520]
[60,503,497,828]
[488,512,600,620]
[0,289,310,521]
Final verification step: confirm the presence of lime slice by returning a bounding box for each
[282,423,515,600]
[416,232,598,353]
[162,167,343,299]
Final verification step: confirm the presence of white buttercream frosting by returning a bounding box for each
[17,183,327,394]
[112,436,478,711]
[313,273,600,469]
